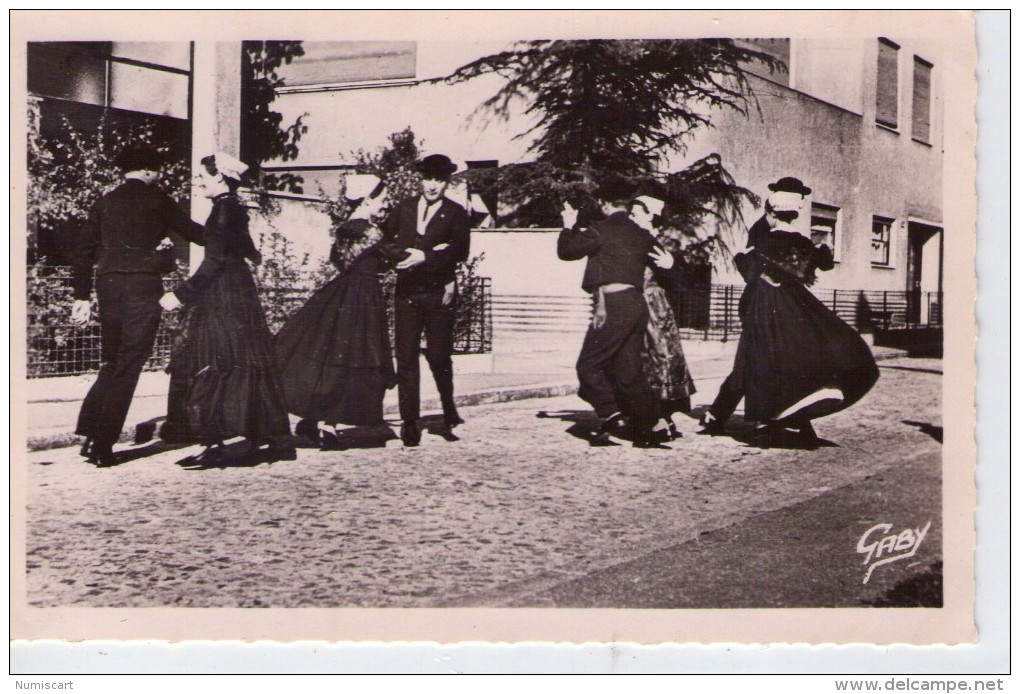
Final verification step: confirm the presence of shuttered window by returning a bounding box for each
[876,38,899,129]
[912,56,933,143]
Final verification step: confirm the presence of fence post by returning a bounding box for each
[883,291,888,329]
[722,285,731,342]
[703,285,710,341]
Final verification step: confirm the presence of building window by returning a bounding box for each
[871,216,894,266]
[276,41,417,89]
[912,56,933,144]
[27,41,190,119]
[810,202,840,260]
[876,38,899,129]
[734,38,790,86]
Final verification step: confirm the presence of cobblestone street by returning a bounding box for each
[22,357,942,609]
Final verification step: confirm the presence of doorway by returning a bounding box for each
[906,221,943,325]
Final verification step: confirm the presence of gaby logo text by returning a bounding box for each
[856,521,932,584]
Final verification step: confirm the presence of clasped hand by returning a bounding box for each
[70,299,91,327]
[395,248,426,270]
[648,246,674,269]
[159,292,182,311]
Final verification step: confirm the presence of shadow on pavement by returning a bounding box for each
[79,439,193,468]
[420,415,460,443]
[861,561,943,607]
[878,364,943,375]
[174,441,300,470]
[902,419,943,443]
[688,405,838,451]
[324,425,399,450]
[536,409,622,447]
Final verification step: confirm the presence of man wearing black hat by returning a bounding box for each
[699,176,813,434]
[557,176,664,448]
[384,153,472,447]
[71,147,205,466]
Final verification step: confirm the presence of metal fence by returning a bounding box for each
[492,285,944,342]
[675,285,944,341]
[26,267,492,378]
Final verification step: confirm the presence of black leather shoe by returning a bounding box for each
[400,421,421,447]
[697,413,726,435]
[320,429,348,451]
[90,445,117,467]
[444,412,465,429]
[79,437,95,458]
[633,437,670,450]
[798,421,818,441]
[596,413,627,438]
[295,419,321,446]
[752,422,783,449]
[264,442,298,461]
[177,445,225,468]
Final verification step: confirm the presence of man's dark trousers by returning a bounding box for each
[76,273,163,448]
[707,372,743,423]
[576,288,657,433]
[394,289,456,425]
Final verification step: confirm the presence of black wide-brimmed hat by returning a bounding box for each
[594,175,637,203]
[767,176,812,196]
[417,154,458,180]
[113,147,165,173]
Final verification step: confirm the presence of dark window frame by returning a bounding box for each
[871,215,895,267]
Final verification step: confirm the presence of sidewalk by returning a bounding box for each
[22,336,904,451]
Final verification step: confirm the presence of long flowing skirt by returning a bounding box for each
[643,280,696,410]
[734,280,879,423]
[274,270,395,426]
[164,263,291,445]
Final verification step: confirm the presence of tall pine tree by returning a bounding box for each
[439,39,783,263]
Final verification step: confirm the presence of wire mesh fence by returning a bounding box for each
[491,285,944,343]
[26,266,493,378]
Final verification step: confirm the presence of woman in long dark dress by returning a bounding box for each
[274,176,407,449]
[160,153,294,465]
[732,193,879,446]
[630,195,696,440]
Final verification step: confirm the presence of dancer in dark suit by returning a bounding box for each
[383,154,471,447]
[71,147,204,466]
[557,177,665,448]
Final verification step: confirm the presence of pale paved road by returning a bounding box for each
[22,358,942,609]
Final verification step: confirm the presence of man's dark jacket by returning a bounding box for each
[72,179,204,300]
[384,196,471,293]
[557,210,661,293]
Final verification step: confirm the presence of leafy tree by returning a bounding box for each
[438,39,783,260]
[241,40,308,194]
